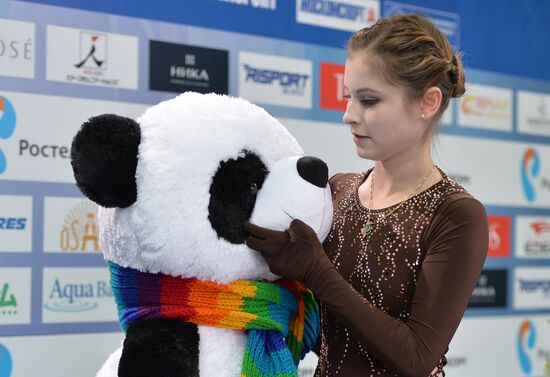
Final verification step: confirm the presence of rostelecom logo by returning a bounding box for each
[0,96,17,175]
[0,343,12,377]
[517,320,537,375]
[521,148,540,202]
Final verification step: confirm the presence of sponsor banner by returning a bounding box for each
[46,25,138,89]
[434,135,550,208]
[514,267,550,310]
[42,267,117,323]
[487,215,511,258]
[458,84,513,132]
[0,268,31,325]
[149,40,228,94]
[447,316,550,377]
[468,269,507,308]
[320,62,346,111]
[515,216,550,259]
[296,0,380,32]
[0,332,123,377]
[43,197,100,253]
[239,51,312,109]
[517,91,550,137]
[0,91,147,183]
[0,19,35,79]
[0,195,32,253]
[383,1,460,49]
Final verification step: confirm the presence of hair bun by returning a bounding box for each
[449,53,465,98]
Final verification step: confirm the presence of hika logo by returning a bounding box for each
[0,96,16,175]
[44,278,112,312]
[521,148,540,202]
[243,64,309,95]
[518,320,537,375]
[60,201,99,252]
[0,343,12,377]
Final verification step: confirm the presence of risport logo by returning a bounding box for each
[0,96,16,175]
[60,200,99,252]
[518,320,537,375]
[0,343,12,377]
[521,148,540,202]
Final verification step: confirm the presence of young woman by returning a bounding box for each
[245,14,488,377]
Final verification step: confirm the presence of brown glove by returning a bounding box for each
[244,219,336,290]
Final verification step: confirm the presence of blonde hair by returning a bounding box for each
[347,14,465,126]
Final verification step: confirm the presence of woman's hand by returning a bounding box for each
[244,219,331,285]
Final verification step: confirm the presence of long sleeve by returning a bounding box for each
[311,195,488,377]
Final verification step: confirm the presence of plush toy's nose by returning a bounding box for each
[297,156,329,188]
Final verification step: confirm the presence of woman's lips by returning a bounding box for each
[352,133,370,143]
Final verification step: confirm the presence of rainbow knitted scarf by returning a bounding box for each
[108,262,320,377]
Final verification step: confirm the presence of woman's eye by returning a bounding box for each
[342,94,351,101]
[360,99,379,107]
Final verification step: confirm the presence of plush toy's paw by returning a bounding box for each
[96,346,122,377]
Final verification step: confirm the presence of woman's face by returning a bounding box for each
[343,53,429,163]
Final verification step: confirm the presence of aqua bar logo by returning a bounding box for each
[0,96,16,175]
[44,278,112,313]
[0,343,12,377]
[521,148,540,202]
[518,320,536,375]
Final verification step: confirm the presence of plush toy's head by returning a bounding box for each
[71,92,332,284]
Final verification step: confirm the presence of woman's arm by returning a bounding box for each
[245,196,488,377]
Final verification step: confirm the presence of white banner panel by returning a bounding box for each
[0,268,31,325]
[0,195,32,253]
[0,332,123,377]
[46,25,138,89]
[239,51,313,109]
[42,267,117,323]
[515,216,550,259]
[296,0,380,32]
[0,19,35,79]
[517,91,550,137]
[447,315,550,377]
[458,83,513,131]
[514,267,550,310]
[43,197,100,254]
[0,90,148,183]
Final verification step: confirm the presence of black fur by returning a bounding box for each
[119,319,199,377]
[71,114,141,208]
[208,150,268,244]
[297,156,329,188]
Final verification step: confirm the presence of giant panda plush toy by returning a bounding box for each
[70,92,333,377]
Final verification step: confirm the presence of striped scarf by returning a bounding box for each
[108,262,320,377]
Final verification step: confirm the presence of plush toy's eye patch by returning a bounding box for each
[208,150,268,244]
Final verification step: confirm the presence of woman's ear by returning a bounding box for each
[71,114,141,208]
[420,86,443,120]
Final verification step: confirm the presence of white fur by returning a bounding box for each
[95,93,332,377]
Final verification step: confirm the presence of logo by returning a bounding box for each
[320,62,346,111]
[239,52,312,109]
[0,343,12,377]
[527,98,550,129]
[0,96,16,175]
[149,41,228,95]
[517,217,550,258]
[59,200,99,252]
[0,283,17,316]
[0,19,35,79]
[487,215,511,257]
[458,84,512,131]
[468,270,507,308]
[518,320,537,375]
[461,95,510,118]
[218,0,276,10]
[46,26,138,89]
[515,268,550,309]
[44,278,111,313]
[521,148,541,202]
[296,0,380,32]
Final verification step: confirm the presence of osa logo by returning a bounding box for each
[521,148,540,202]
[0,343,12,377]
[517,320,536,375]
[0,96,17,175]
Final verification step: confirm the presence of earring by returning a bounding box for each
[421,113,426,119]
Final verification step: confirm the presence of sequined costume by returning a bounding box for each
[314,168,488,377]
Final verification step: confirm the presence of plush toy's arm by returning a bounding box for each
[118,319,200,377]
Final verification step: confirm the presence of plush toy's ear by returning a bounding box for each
[71,114,141,208]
